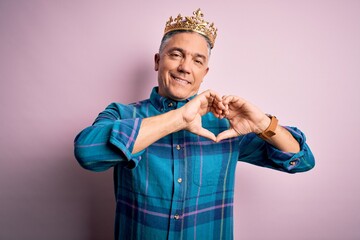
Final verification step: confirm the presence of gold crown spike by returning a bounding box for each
[164,9,217,48]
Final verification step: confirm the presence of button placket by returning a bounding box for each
[170,132,185,229]
[175,144,183,184]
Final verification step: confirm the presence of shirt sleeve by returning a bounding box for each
[238,126,315,173]
[74,103,145,172]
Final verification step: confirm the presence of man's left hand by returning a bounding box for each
[216,95,270,142]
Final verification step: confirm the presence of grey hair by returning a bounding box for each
[158,30,212,57]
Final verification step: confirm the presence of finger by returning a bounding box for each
[196,128,217,142]
[205,96,226,116]
[221,95,237,105]
[203,90,225,107]
[216,129,239,142]
[215,99,226,110]
[211,105,225,115]
[207,89,223,102]
[201,89,221,99]
[212,111,226,119]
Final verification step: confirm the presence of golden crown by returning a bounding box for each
[164,8,217,48]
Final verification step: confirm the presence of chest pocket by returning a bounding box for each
[192,155,225,187]
[189,142,229,187]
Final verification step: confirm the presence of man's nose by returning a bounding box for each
[177,58,191,74]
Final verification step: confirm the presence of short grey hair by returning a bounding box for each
[159,30,212,57]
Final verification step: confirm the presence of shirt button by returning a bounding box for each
[174,214,180,220]
[177,178,183,183]
[176,145,181,150]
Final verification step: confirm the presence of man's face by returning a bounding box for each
[154,32,209,101]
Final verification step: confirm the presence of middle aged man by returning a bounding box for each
[74,9,315,240]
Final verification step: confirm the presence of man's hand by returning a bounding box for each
[215,95,300,153]
[132,90,225,153]
[133,90,299,154]
[216,95,270,142]
[180,90,226,141]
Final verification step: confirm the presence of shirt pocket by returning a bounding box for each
[192,155,226,187]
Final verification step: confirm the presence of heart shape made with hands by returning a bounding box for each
[182,90,269,142]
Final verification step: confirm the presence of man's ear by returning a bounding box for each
[154,53,160,71]
[202,67,209,82]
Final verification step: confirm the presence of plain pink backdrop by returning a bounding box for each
[1,0,359,239]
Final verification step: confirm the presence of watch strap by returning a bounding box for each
[258,115,278,140]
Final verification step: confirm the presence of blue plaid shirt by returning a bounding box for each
[74,87,315,240]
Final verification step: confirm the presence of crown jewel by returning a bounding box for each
[164,9,217,48]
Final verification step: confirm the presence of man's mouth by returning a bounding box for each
[170,74,190,85]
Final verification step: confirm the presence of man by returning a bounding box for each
[74,9,315,240]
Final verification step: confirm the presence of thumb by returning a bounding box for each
[216,129,239,142]
[195,128,217,142]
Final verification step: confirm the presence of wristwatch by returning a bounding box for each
[258,114,278,140]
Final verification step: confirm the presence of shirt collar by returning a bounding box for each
[150,87,196,112]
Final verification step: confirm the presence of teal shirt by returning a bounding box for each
[74,87,315,240]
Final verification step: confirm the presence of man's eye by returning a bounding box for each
[195,59,203,65]
[170,52,182,57]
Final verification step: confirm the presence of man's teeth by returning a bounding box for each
[174,77,187,83]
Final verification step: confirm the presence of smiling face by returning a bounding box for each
[154,32,210,101]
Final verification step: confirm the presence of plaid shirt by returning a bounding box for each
[74,87,315,240]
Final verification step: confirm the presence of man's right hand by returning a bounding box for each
[132,90,225,154]
[180,90,225,141]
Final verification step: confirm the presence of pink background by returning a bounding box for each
[1,0,359,239]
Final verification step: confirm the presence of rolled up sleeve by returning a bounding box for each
[238,126,315,173]
[74,103,145,172]
[266,127,315,173]
[109,118,144,168]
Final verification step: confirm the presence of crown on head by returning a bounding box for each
[164,8,217,48]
